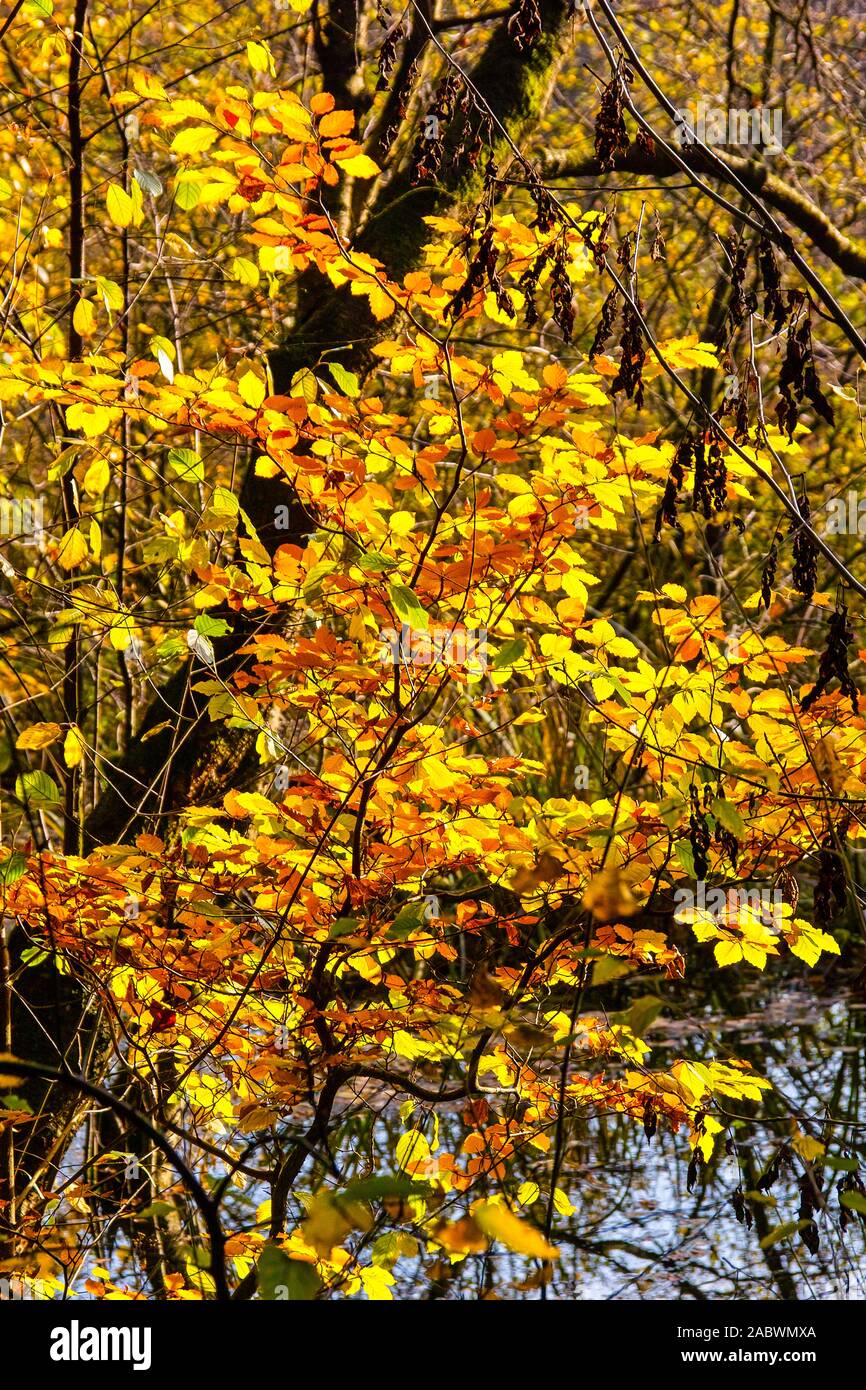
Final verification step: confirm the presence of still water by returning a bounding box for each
[340,979,866,1300]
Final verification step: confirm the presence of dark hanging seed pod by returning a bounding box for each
[594,60,631,171]
[790,489,818,600]
[518,241,554,329]
[654,435,692,540]
[758,235,787,335]
[721,232,753,336]
[507,0,542,50]
[550,233,575,343]
[756,1149,783,1193]
[688,784,711,881]
[801,602,859,715]
[410,72,461,184]
[777,303,835,439]
[376,21,404,91]
[611,298,646,408]
[731,1186,753,1229]
[760,540,778,611]
[589,287,620,358]
[687,1150,702,1193]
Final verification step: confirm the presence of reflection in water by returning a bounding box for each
[355,981,866,1300]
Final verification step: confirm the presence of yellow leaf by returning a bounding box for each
[223,789,277,818]
[395,1130,432,1176]
[356,280,393,321]
[108,615,134,650]
[171,126,218,156]
[791,1129,824,1163]
[246,40,272,73]
[473,1201,559,1259]
[66,402,115,438]
[336,153,380,179]
[714,939,744,968]
[106,184,134,228]
[552,1187,574,1216]
[72,298,95,336]
[302,1193,372,1256]
[432,1217,488,1254]
[83,455,110,497]
[16,723,62,750]
[57,527,89,571]
[238,370,266,408]
[64,726,86,768]
[232,257,260,287]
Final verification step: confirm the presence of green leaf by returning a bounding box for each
[493,638,526,671]
[760,1219,812,1249]
[168,447,204,482]
[174,179,202,211]
[327,362,360,398]
[824,1156,859,1173]
[210,486,238,518]
[673,840,696,878]
[597,668,632,704]
[134,1200,177,1220]
[0,1094,32,1113]
[154,636,187,662]
[840,1191,866,1214]
[389,582,429,632]
[194,614,230,637]
[355,552,397,573]
[621,995,663,1038]
[658,795,686,831]
[712,797,746,837]
[14,770,60,808]
[256,1243,321,1301]
[20,946,50,968]
[0,853,28,886]
[591,954,633,985]
[328,916,359,939]
[48,443,86,481]
[95,276,125,312]
[387,902,426,940]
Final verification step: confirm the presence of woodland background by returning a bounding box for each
[0,0,864,1301]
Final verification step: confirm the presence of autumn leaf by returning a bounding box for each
[335,153,380,179]
[63,726,86,768]
[56,527,89,571]
[473,1202,560,1259]
[582,868,640,921]
[83,455,110,497]
[318,109,355,139]
[106,183,134,228]
[72,298,96,336]
[16,723,62,750]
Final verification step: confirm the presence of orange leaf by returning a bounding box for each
[318,109,355,138]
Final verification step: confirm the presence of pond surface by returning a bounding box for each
[367,978,866,1300]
